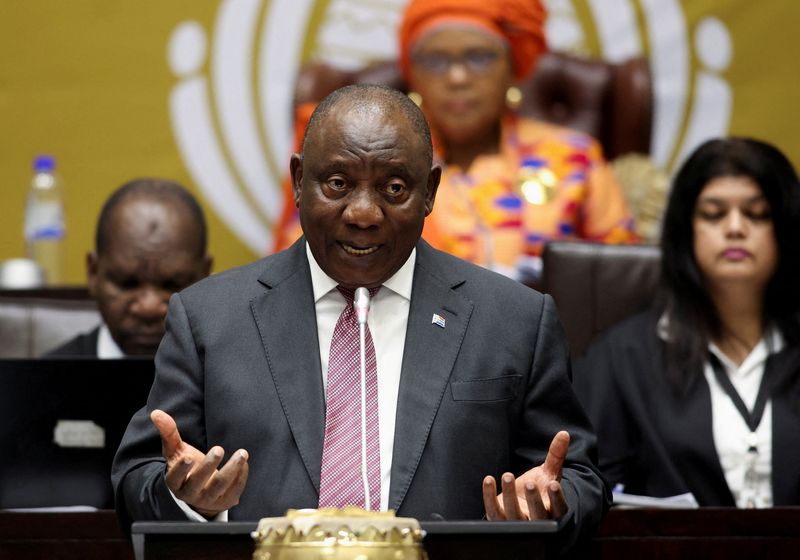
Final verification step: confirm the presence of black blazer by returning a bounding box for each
[573,309,800,506]
[112,239,609,546]
[44,327,100,357]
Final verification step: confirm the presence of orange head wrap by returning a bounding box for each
[398,0,547,83]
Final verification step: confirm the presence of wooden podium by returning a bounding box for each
[130,519,558,560]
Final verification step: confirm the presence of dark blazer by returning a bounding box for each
[112,239,609,544]
[44,327,100,357]
[573,309,800,506]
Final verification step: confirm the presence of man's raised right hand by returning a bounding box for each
[150,409,249,518]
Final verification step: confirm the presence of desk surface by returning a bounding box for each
[132,519,558,535]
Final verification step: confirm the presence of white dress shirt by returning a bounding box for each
[705,331,782,508]
[96,323,125,359]
[307,243,414,511]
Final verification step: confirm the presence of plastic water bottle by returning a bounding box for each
[24,155,65,285]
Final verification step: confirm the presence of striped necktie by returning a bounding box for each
[318,286,381,510]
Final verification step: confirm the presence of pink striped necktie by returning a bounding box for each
[318,286,381,510]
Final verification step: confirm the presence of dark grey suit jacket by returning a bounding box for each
[44,326,100,357]
[112,239,609,545]
[574,309,800,505]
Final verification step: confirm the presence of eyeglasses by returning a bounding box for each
[411,49,503,76]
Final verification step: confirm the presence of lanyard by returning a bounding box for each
[708,352,770,450]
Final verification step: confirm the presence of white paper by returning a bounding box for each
[612,485,699,508]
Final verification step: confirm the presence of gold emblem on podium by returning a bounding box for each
[252,507,426,560]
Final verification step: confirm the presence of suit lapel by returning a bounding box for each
[250,240,326,493]
[389,242,473,510]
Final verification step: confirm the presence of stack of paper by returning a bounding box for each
[611,485,699,509]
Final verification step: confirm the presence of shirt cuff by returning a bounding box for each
[168,488,229,522]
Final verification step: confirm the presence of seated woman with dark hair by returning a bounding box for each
[574,137,800,507]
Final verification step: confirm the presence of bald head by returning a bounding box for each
[88,178,212,356]
[95,178,207,258]
[302,84,433,166]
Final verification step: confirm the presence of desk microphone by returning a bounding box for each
[354,288,370,326]
[354,287,372,510]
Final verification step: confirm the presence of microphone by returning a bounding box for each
[354,287,372,510]
[354,287,371,325]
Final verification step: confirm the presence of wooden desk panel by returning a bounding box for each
[591,508,800,559]
[2,508,799,559]
[0,510,133,560]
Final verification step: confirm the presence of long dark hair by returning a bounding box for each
[658,137,800,391]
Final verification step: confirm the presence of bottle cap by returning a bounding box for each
[33,155,56,173]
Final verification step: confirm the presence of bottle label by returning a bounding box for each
[31,225,66,240]
[24,201,65,240]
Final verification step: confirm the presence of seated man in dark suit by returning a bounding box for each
[46,178,212,357]
[112,85,609,551]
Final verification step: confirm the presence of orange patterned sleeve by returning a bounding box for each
[272,102,317,252]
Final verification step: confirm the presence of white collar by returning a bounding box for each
[97,323,126,359]
[709,330,784,376]
[305,242,416,302]
[657,311,785,369]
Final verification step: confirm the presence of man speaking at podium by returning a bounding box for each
[112,84,609,549]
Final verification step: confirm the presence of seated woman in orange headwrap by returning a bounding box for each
[275,0,637,282]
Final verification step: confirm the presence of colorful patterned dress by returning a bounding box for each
[421,114,637,279]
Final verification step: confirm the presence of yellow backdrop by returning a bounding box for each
[1,0,799,284]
